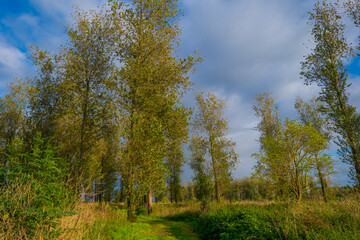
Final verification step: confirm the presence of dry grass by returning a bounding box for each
[152,202,201,217]
[56,202,126,240]
[0,178,47,240]
[151,200,276,218]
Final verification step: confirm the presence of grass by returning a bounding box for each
[111,215,199,240]
[56,202,199,240]
[41,196,360,239]
[167,199,360,240]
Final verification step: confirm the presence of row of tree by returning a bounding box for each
[0,0,239,222]
[252,0,360,202]
[253,93,334,202]
[1,0,360,224]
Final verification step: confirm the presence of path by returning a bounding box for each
[118,215,200,240]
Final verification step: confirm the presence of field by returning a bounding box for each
[46,196,360,240]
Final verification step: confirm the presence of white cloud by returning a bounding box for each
[0,43,25,70]
[180,0,317,180]
[0,38,30,90]
[18,14,40,27]
[181,0,314,95]
[30,0,107,24]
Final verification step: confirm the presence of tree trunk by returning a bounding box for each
[209,134,219,202]
[127,198,136,222]
[146,188,153,214]
[317,165,327,202]
[297,187,302,204]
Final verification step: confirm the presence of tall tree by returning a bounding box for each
[27,47,63,141]
[0,80,29,185]
[109,0,198,221]
[164,106,191,203]
[56,8,118,197]
[253,93,329,202]
[301,0,360,186]
[189,135,213,211]
[253,92,282,150]
[295,96,335,202]
[252,92,287,198]
[192,91,238,202]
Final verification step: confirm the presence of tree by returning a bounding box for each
[27,46,63,142]
[109,0,199,221]
[253,92,282,149]
[253,93,329,202]
[57,8,118,198]
[192,91,238,202]
[252,92,287,198]
[164,106,191,203]
[0,80,29,186]
[295,96,335,202]
[189,135,213,211]
[301,0,360,187]
[231,177,257,201]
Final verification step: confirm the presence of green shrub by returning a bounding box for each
[135,206,147,216]
[167,202,360,240]
[0,134,75,239]
[197,206,276,240]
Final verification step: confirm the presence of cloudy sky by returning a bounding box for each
[1,0,359,185]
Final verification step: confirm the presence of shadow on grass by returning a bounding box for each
[138,216,200,240]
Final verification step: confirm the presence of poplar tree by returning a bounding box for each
[252,92,287,198]
[109,0,198,221]
[254,93,332,202]
[189,135,213,211]
[301,0,360,186]
[57,8,118,197]
[164,106,191,203]
[192,92,238,202]
[260,120,328,202]
[295,97,335,202]
[27,47,63,141]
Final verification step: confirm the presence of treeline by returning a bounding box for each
[0,0,238,232]
[249,0,360,203]
[0,0,205,224]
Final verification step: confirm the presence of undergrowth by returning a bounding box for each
[168,199,360,240]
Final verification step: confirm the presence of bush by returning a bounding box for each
[0,134,75,239]
[197,206,276,240]
[167,202,360,240]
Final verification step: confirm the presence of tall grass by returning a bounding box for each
[167,197,360,240]
[56,203,127,239]
[0,177,75,240]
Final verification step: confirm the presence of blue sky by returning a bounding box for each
[1,0,359,186]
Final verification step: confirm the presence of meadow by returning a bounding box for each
[22,194,360,239]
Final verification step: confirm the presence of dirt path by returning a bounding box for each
[132,216,200,240]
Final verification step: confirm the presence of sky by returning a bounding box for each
[1,0,359,186]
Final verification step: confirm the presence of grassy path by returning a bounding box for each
[110,215,200,240]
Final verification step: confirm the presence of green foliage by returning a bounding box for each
[302,0,360,186]
[189,136,213,209]
[253,93,333,202]
[191,91,238,203]
[231,177,257,200]
[197,207,274,240]
[108,0,200,220]
[0,133,75,238]
[168,201,360,240]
